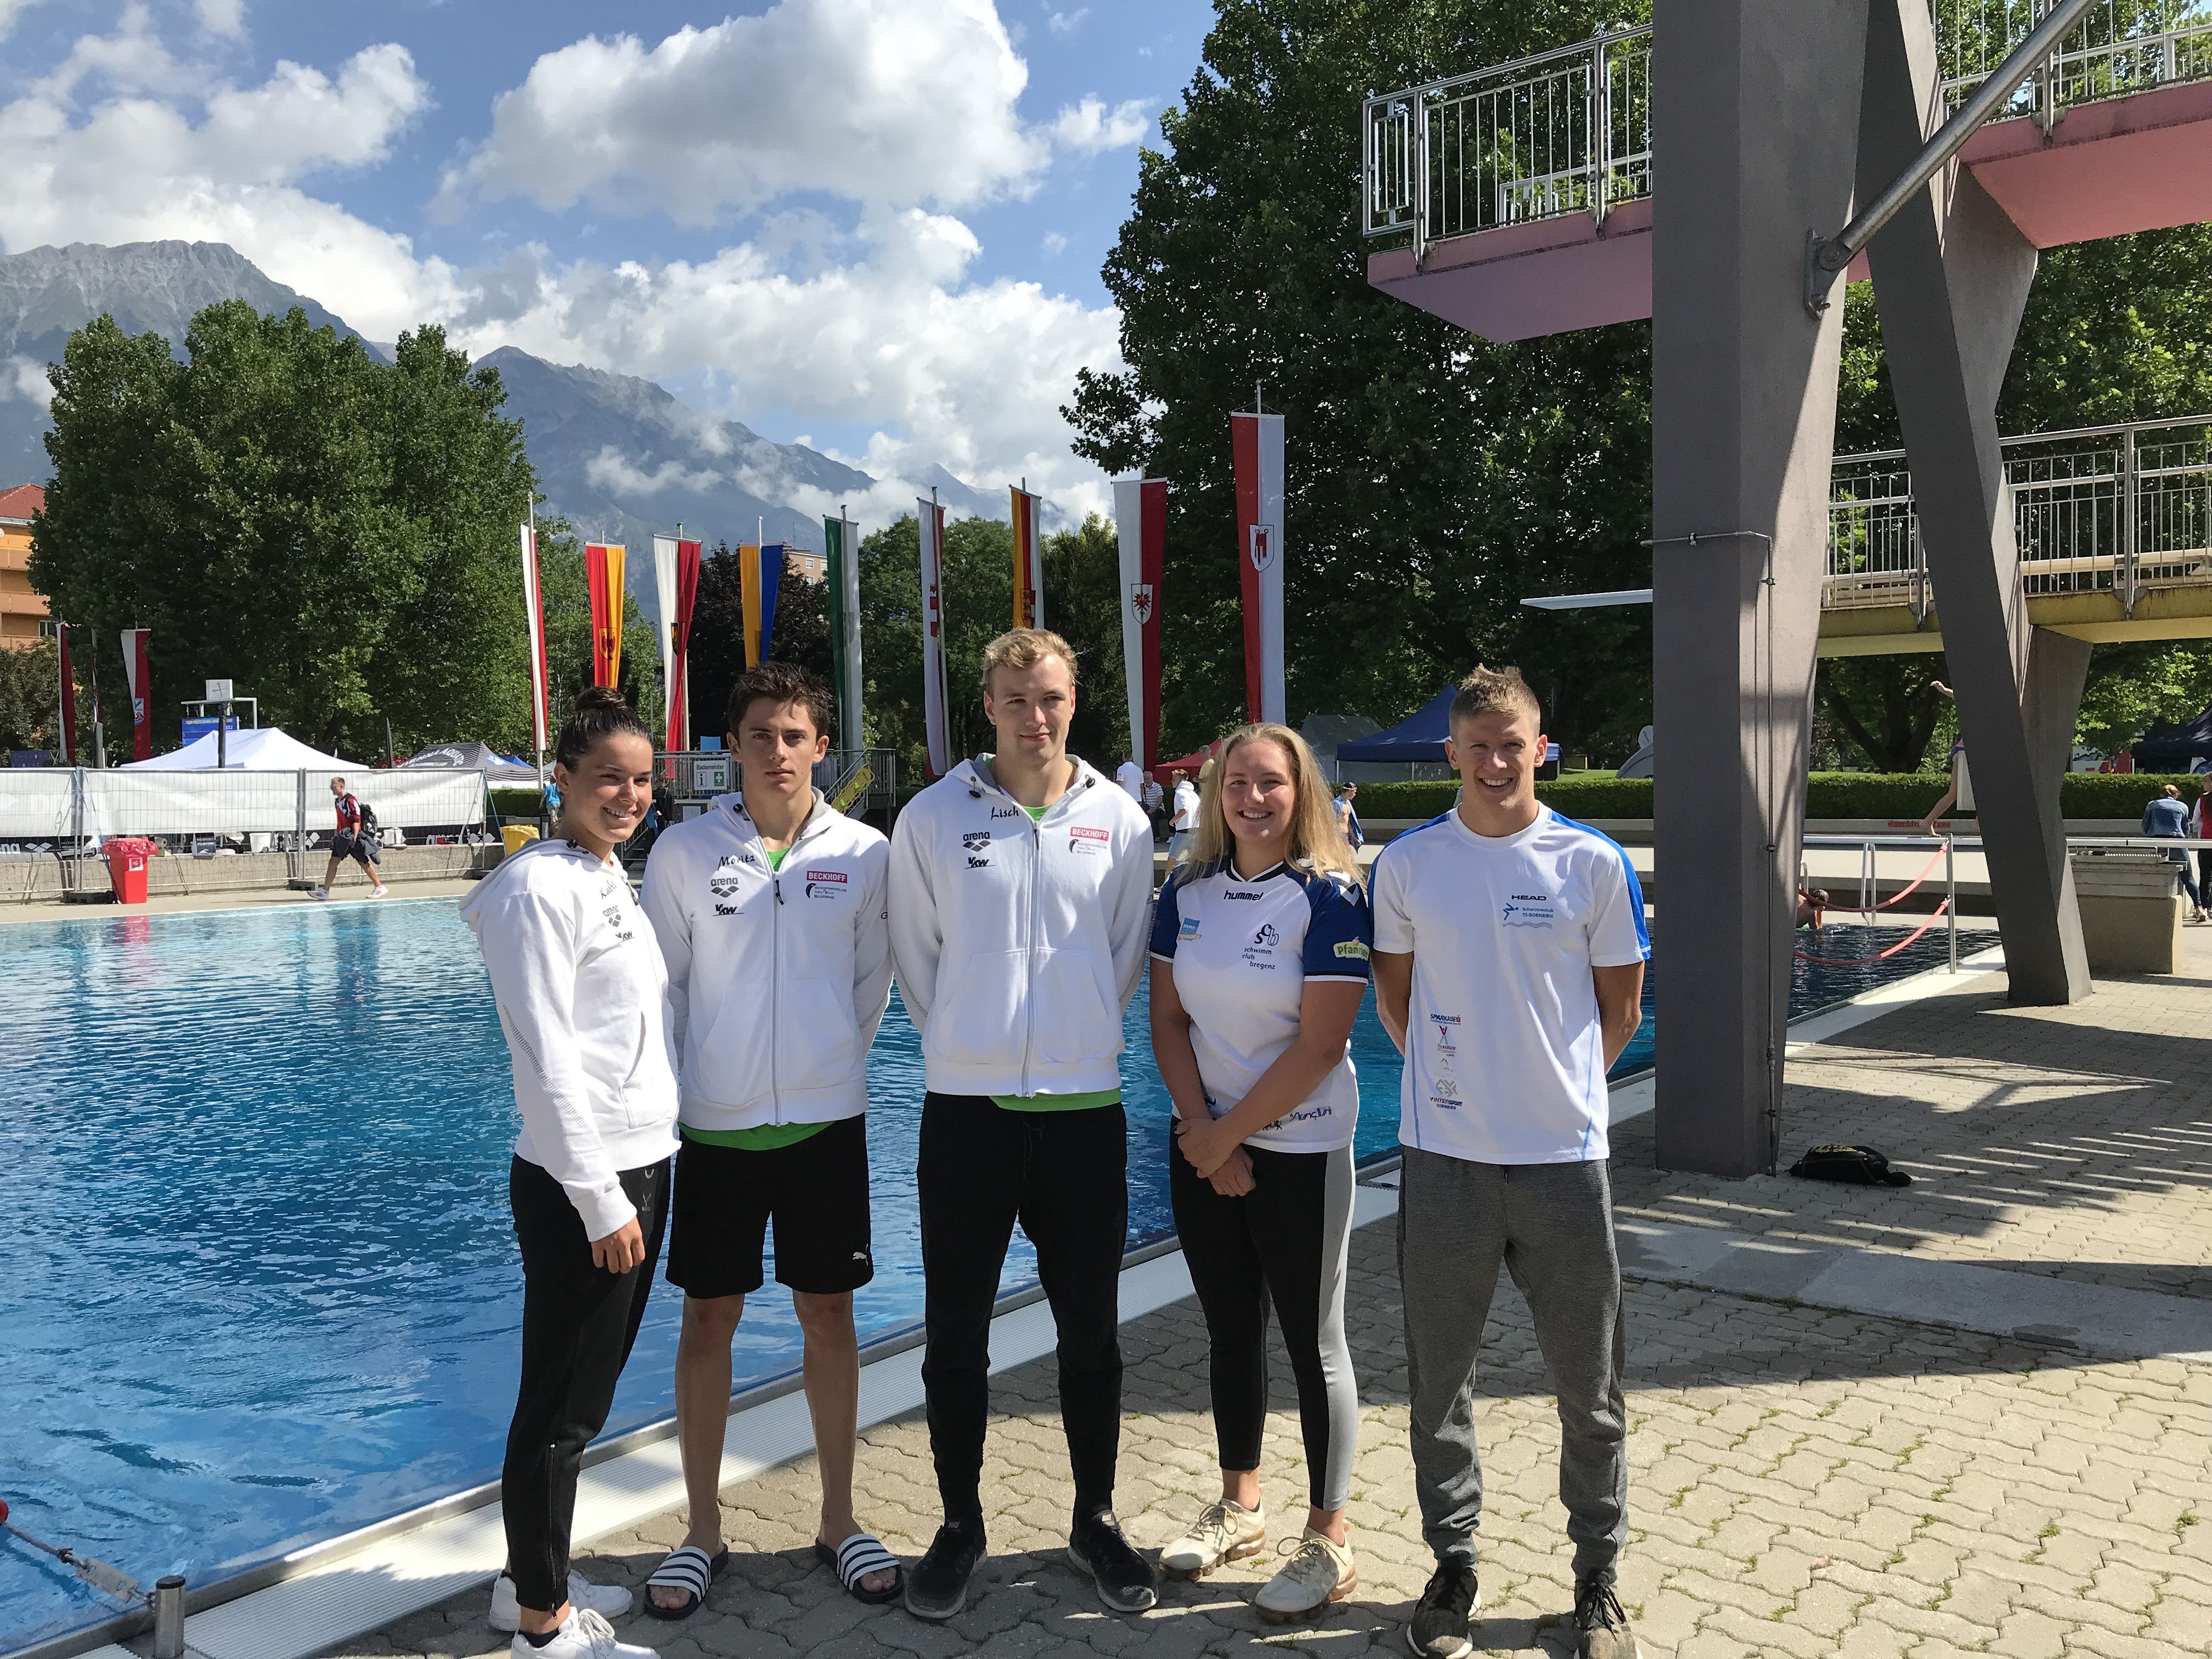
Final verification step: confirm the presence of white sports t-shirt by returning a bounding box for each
[1370,805,1649,1165]
[1171,782,1199,831]
[1149,860,1372,1153]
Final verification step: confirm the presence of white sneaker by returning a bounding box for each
[489,1572,635,1633]
[1159,1498,1266,1579]
[309,886,328,900]
[371,884,390,898]
[1254,1529,1357,1623]
[506,1608,652,1659]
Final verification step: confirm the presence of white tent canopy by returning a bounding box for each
[123,726,359,772]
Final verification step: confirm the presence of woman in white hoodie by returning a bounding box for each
[460,687,679,1659]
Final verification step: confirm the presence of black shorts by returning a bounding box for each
[331,830,377,866]
[666,1114,873,1298]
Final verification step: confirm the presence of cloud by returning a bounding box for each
[441,0,1046,222]
[1049,95,1149,154]
[1040,230,1067,256]
[7,357,55,409]
[195,0,245,37]
[0,21,460,340]
[582,447,724,496]
[456,208,1123,519]
[1047,8,1090,32]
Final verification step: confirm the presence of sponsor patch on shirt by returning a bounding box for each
[804,868,847,883]
[1334,939,1370,961]
[1070,824,1110,854]
[1502,892,1556,927]
[803,870,847,899]
[962,830,992,852]
[1178,914,1201,940]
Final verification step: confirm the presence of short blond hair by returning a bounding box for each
[981,627,1077,692]
[1448,665,1542,731]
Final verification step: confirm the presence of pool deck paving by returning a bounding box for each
[309,930,2212,1659]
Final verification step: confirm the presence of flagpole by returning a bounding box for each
[528,496,544,797]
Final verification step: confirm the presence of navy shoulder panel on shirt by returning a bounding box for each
[1290,864,1375,978]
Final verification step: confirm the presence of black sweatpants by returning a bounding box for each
[917,1092,1128,1525]
[1170,1138,1360,1510]
[503,1154,671,1611]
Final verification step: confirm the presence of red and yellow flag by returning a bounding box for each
[586,542,626,687]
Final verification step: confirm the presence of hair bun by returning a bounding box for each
[572,686,629,715]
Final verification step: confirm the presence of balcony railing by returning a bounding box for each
[1826,416,2212,617]
[1363,3,2212,251]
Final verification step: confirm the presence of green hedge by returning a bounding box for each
[1352,772,2207,823]
[489,786,544,820]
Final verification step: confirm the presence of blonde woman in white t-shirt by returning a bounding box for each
[1145,724,1372,1622]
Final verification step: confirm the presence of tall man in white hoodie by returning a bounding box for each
[638,662,900,1617]
[888,628,1158,1621]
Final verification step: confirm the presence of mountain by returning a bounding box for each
[0,240,1014,618]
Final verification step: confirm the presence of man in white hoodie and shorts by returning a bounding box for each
[638,662,900,1617]
[888,628,1158,1622]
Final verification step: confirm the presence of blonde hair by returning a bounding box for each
[1448,664,1542,731]
[981,627,1077,691]
[1180,724,1362,885]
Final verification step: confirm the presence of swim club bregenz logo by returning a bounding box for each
[1502,892,1557,928]
[1241,920,1281,969]
[803,869,848,900]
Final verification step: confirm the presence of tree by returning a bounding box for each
[0,639,60,753]
[31,303,543,759]
[1821,224,2212,768]
[1066,0,1658,763]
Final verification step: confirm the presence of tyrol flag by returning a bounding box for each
[120,628,152,761]
[1113,479,1166,772]
[653,534,702,751]
[740,543,787,667]
[57,623,76,764]
[586,541,627,688]
[917,495,950,777]
[1231,410,1286,724]
[823,512,865,752]
[519,523,552,755]
[1011,486,1045,629]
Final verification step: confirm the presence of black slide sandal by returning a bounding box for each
[816,1532,904,1605]
[642,1544,727,1620]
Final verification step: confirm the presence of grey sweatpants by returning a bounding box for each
[1396,1148,1628,1579]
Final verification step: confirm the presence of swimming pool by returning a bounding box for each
[0,901,1990,1648]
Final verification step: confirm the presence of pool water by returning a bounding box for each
[0,902,1990,1647]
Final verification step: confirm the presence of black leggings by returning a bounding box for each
[917,1092,1129,1525]
[503,1155,670,1611]
[1170,1138,1359,1511]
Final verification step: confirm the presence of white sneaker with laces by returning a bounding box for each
[1159,1498,1265,1579]
[489,1573,634,1633]
[371,884,390,898]
[506,1607,652,1659]
[1255,1529,1357,1623]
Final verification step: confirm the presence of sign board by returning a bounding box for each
[205,679,234,702]
[1545,742,1561,763]
[183,716,241,743]
[831,764,874,815]
[690,755,731,795]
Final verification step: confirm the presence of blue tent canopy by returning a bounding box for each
[1336,686,1457,762]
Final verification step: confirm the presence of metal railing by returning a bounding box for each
[1363,3,2212,250]
[1826,415,2212,616]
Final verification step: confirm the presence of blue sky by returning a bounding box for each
[0,0,1215,516]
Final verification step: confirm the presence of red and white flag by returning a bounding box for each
[519,523,551,755]
[918,496,951,777]
[1231,411,1285,724]
[1011,486,1045,630]
[1113,479,1166,772]
[57,623,77,764]
[652,534,702,751]
[120,628,152,761]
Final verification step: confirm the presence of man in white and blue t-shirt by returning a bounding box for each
[1370,667,1649,1659]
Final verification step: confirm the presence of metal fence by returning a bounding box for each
[1826,415,2212,614]
[1362,2,2212,249]
[0,769,492,894]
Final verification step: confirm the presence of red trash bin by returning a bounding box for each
[103,837,155,904]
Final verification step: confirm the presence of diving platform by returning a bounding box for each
[1364,8,2212,342]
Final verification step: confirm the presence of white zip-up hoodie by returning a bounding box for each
[459,838,681,1239]
[888,755,1154,1097]
[640,791,892,1131]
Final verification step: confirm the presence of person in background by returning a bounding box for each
[1170,768,1200,858]
[1116,751,1145,803]
[887,628,1158,1621]
[1142,772,1167,841]
[1918,683,1972,834]
[639,662,899,1617]
[459,687,678,1659]
[2142,782,2205,922]
[312,776,387,900]
[1333,782,1363,851]
[1372,667,1647,1659]
[1148,724,1372,1622]
[2193,780,2212,911]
